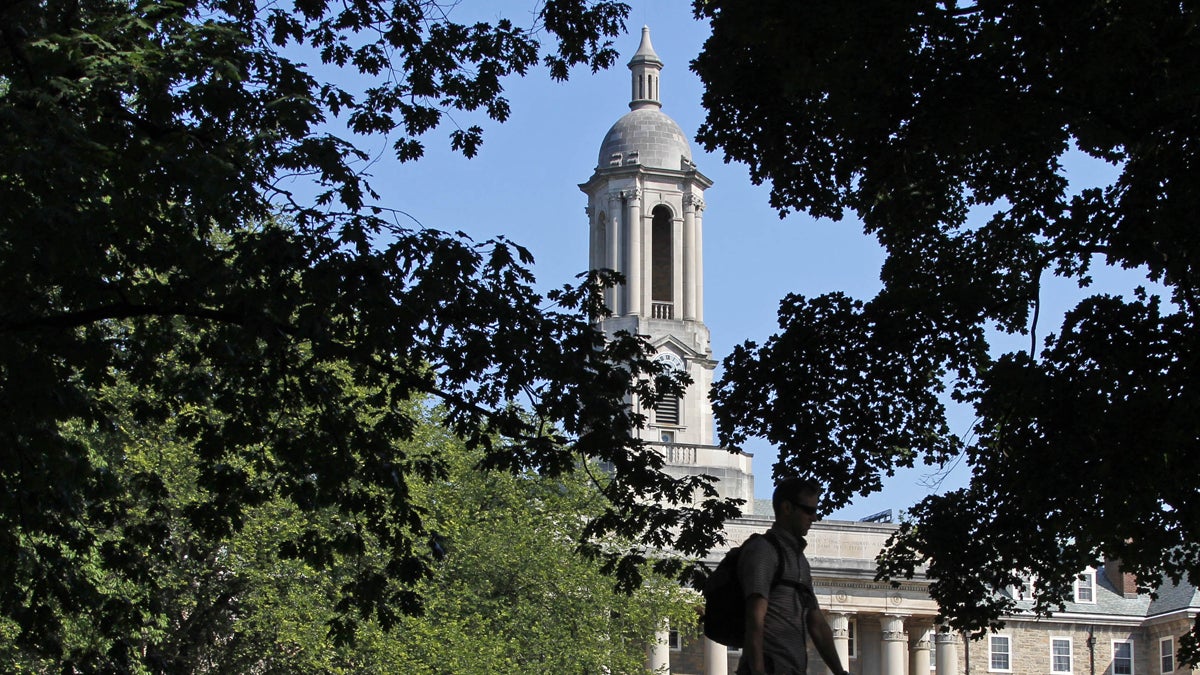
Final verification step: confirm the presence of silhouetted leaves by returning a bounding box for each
[696,0,1200,662]
[1,0,740,668]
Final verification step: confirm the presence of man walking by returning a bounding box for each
[738,477,850,675]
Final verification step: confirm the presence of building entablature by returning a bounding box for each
[580,163,714,189]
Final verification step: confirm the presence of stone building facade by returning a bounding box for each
[661,512,1199,675]
[656,513,951,675]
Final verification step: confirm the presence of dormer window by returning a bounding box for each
[1075,570,1096,603]
[1008,574,1036,601]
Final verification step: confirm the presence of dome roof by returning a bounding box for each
[597,108,693,171]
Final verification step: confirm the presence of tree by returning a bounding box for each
[0,0,737,665]
[693,0,1200,662]
[5,361,359,673]
[373,411,697,675]
[3,366,694,673]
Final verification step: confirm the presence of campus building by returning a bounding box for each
[579,26,755,511]
[670,512,1200,675]
[582,28,1200,675]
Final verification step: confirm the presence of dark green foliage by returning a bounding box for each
[695,0,1200,662]
[0,0,738,668]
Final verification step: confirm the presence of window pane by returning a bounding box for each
[1114,641,1133,675]
[1077,572,1095,602]
[1053,639,1072,673]
[1161,638,1174,673]
[991,636,1011,670]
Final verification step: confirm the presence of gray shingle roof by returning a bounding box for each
[1004,564,1199,619]
[1147,574,1200,616]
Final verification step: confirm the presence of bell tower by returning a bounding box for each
[579,27,754,509]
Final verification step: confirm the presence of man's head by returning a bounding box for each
[772,477,823,538]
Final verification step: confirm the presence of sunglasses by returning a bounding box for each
[790,501,819,517]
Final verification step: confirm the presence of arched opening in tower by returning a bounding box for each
[651,205,673,318]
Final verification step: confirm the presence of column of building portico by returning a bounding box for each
[646,626,670,674]
[702,637,728,675]
[934,629,961,675]
[825,612,851,675]
[623,187,642,316]
[881,615,909,675]
[910,624,932,674]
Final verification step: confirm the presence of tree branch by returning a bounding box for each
[0,301,292,334]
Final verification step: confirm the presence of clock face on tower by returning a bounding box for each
[654,352,684,372]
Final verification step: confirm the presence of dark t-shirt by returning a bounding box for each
[735,526,815,675]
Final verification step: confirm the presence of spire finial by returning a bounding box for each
[628,26,663,110]
[630,26,661,66]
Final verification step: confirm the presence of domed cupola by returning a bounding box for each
[596,27,694,172]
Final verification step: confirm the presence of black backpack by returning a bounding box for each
[702,531,815,648]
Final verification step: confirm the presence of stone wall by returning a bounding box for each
[960,620,1144,674]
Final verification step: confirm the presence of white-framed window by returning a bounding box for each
[989,634,1012,672]
[1051,637,1073,673]
[1160,636,1175,674]
[1015,574,1036,600]
[668,629,681,651]
[660,430,675,444]
[1075,569,1096,603]
[1113,639,1134,675]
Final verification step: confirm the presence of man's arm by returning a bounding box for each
[743,594,769,675]
[807,607,849,675]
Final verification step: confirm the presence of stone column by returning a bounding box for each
[607,192,622,315]
[702,636,728,675]
[911,624,932,674]
[681,194,698,320]
[692,195,705,322]
[827,612,851,675]
[623,187,642,316]
[671,202,683,320]
[586,204,596,269]
[646,627,670,674]
[881,615,908,675]
[934,629,961,675]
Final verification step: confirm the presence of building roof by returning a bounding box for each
[597,109,693,172]
[595,27,694,172]
[1147,574,1200,617]
[1002,563,1200,623]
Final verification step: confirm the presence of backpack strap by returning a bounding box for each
[761,530,818,611]
[761,530,785,588]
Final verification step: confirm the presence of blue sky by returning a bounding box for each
[327,1,1148,520]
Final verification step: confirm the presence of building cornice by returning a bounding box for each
[579,164,714,192]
